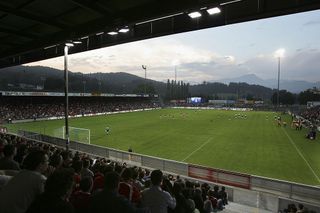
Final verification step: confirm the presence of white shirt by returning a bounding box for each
[0,170,46,213]
[141,185,176,213]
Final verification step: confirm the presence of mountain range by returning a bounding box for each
[218,74,319,93]
[0,65,314,102]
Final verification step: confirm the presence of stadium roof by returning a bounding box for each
[0,0,320,69]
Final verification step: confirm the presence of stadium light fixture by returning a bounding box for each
[220,0,242,6]
[188,11,202,19]
[274,48,285,58]
[72,40,82,44]
[65,42,74,47]
[119,28,130,33]
[207,7,221,15]
[108,31,118,35]
[96,32,104,35]
[43,44,57,50]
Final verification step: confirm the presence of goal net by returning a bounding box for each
[53,126,90,144]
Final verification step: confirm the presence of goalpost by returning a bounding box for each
[54,126,91,144]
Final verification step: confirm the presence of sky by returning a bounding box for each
[27,9,320,84]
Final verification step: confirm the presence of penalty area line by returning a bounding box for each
[181,137,213,162]
[282,128,320,184]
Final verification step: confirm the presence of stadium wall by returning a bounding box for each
[17,130,320,212]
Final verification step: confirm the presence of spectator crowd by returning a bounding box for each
[300,106,320,126]
[0,97,159,122]
[0,132,228,213]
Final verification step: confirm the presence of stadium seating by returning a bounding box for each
[0,132,232,213]
[0,96,159,121]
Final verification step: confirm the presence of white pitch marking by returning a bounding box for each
[181,137,213,162]
[282,128,320,184]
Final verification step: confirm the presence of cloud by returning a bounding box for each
[26,38,320,84]
[303,20,320,26]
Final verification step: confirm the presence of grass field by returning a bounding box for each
[5,108,320,186]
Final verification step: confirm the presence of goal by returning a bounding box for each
[54,126,91,144]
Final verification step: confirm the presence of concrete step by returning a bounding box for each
[223,202,274,213]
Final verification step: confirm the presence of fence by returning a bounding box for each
[18,130,320,212]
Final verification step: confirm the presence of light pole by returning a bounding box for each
[64,41,81,150]
[142,65,147,94]
[64,44,71,150]
[275,48,285,110]
[83,80,86,93]
[175,66,177,82]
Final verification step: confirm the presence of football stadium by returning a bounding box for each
[1,1,320,213]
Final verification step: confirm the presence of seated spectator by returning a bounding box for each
[92,164,113,193]
[141,169,176,213]
[0,144,20,170]
[172,182,193,213]
[297,204,308,213]
[118,168,141,205]
[192,188,204,213]
[132,168,144,191]
[203,196,213,213]
[284,203,297,213]
[49,152,63,170]
[72,160,83,189]
[211,185,223,210]
[186,198,200,213]
[81,158,94,179]
[70,177,93,213]
[89,171,147,213]
[0,150,48,213]
[26,168,74,213]
[14,144,28,165]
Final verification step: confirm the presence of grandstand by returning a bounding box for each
[1,0,320,213]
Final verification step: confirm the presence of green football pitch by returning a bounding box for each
[5,108,320,186]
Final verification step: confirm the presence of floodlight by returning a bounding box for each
[220,0,242,6]
[207,7,221,15]
[274,48,285,58]
[73,40,82,44]
[188,12,202,19]
[119,28,130,33]
[96,32,104,35]
[108,31,118,35]
[44,45,56,50]
[65,42,74,47]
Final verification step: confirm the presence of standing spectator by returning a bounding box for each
[26,168,74,213]
[218,186,228,206]
[0,144,20,170]
[141,169,176,213]
[0,150,48,213]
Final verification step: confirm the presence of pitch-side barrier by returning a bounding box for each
[17,130,320,212]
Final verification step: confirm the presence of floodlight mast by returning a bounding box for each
[64,40,82,150]
[64,45,70,150]
[142,65,147,94]
[275,48,285,110]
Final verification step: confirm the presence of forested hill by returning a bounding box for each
[0,65,275,100]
